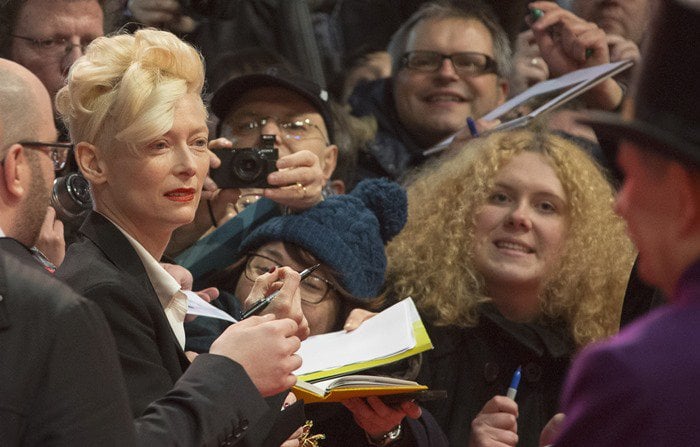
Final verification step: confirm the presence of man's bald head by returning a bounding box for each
[0,58,56,157]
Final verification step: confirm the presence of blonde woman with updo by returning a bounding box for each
[382,127,635,446]
[56,29,308,445]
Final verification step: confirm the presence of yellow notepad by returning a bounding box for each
[293,375,428,404]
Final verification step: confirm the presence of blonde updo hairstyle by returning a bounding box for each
[56,28,206,154]
[385,128,635,347]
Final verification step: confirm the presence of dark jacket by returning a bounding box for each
[417,304,575,447]
[56,212,297,447]
[0,247,136,446]
[349,78,433,183]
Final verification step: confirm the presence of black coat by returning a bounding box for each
[0,241,136,446]
[56,212,300,447]
[349,78,433,183]
[417,304,575,447]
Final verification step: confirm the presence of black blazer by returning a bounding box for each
[57,212,277,446]
[0,247,136,446]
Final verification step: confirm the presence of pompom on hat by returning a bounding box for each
[239,179,407,299]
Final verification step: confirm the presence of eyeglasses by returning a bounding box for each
[400,51,498,76]
[244,253,335,305]
[9,34,92,58]
[19,141,73,171]
[223,115,329,144]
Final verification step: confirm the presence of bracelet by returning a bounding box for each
[206,199,218,228]
[366,424,402,446]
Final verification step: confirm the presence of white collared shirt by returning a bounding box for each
[109,219,188,350]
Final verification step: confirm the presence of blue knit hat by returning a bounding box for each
[238,179,407,299]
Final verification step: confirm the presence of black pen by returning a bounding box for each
[241,263,321,319]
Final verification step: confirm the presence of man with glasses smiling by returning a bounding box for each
[348,1,511,183]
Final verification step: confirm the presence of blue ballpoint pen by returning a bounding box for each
[466,117,479,137]
[506,366,522,400]
[241,263,321,319]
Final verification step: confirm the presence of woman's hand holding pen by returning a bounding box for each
[211,314,302,397]
[468,396,519,447]
[245,266,310,340]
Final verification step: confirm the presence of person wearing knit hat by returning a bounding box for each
[199,178,407,336]
[185,178,452,446]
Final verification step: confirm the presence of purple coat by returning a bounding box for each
[554,259,700,446]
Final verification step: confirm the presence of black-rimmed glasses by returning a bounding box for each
[224,115,329,145]
[401,51,499,76]
[244,253,334,304]
[19,141,73,171]
[9,34,92,57]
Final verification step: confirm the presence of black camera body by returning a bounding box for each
[51,172,92,222]
[210,135,278,189]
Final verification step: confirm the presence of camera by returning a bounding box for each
[51,172,92,222]
[210,135,278,188]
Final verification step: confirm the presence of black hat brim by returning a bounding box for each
[210,73,334,142]
[579,111,700,169]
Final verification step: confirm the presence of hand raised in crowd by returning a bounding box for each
[528,1,625,111]
[263,149,326,212]
[528,1,611,77]
[210,313,302,397]
[468,395,519,447]
[606,34,641,66]
[509,29,550,97]
[343,396,422,440]
[34,206,65,267]
[127,0,197,33]
[243,266,310,340]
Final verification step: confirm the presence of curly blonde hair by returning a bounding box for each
[56,28,205,153]
[384,128,635,347]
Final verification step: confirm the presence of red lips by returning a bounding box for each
[164,188,196,202]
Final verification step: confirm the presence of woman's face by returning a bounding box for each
[472,152,568,297]
[100,93,210,235]
[235,241,342,336]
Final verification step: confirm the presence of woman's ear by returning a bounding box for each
[75,142,106,184]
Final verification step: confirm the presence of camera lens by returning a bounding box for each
[233,152,263,182]
[51,173,92,221]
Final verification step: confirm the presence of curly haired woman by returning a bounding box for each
[383,127,635,446]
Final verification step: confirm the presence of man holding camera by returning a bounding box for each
[168,67,338,255]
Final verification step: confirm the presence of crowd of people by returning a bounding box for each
[1,0,698,446]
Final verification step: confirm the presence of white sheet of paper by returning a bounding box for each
[483,61,631,121]
[294,298,417,376]
[184,290,237,323]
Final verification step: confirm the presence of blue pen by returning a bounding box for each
[506,366,522,400]
[466,117,479,137]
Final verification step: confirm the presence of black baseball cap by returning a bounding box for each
[211,66,335,143]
